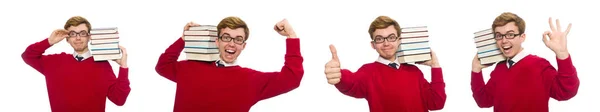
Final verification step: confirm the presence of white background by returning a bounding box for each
[1,0,598,111]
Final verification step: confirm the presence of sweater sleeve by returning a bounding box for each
[419,67,446,110]
[253,38,304,100]
[155,37,185,82]
[544,55,579,101]
[471,70,496,108]
[104,62,131,106]
[334,65,370,98]
[21,38,54,75]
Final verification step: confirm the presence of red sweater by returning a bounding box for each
[471,54,579,112]
[155,38,304,112]
[335,63,446,112]
[21,39,131,112]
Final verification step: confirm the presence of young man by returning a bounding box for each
[21,16,131,112]
[324,16,446,112]
[155,17,303,112]
[471,12,579,112]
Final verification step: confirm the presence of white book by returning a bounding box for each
[184,30,218,36]
[399,42,430,50]
[474,29,494,42]
[475,38,497,47]
[398,53,431,63]
[477,44,500,53]
[478,49,503,58]
[184,48,219,54]
[91,49,121,55]
[93,54,122,61]
[401,32,428,38]
[184,36,218,41]
[401,26,428,33]
[474,28,505,64]
[185,42,218,48]
[480,55,506,64]
[189,25,218,31]
[186,53,220,61]
[397,48,431,56]
[90,43,119,49]
[91,39,119,45]
[91,34,119,40]
[90,27,118,34]
[399,37,429,44]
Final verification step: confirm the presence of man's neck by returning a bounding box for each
[75,48,89,55]
[507,48,524,59]
[382,56,396,63]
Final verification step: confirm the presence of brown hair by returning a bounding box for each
[368,16,401,39]
[217,16,249,40]
[64,16,91,32]
[492,12,526,34]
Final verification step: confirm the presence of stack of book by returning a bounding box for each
[474,28,506,64]
[183,25,220,61]
[396,26,432,63]
[89,27,121,61]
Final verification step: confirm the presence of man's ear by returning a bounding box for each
[241,43,246,50]
[215,38,220,46]
[370,41,376,50]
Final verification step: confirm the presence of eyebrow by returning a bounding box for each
[495,30,515,34]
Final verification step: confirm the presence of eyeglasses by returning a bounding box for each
[68,31,90,38]
[219,34,245,45]
[494,32,522,40]
[372,35,399,43]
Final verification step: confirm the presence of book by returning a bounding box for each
[90,27,118,34]
[474,28,506,64]
[396,26,432,63]
[183,25,220,61]
[89,27,122,61]
[183,30,218,36]
[91,39,119,45]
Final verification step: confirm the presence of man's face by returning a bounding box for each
[494,22,526,58]
[371,25,400,60]
[66,24,90,52]
[216,27,246,64]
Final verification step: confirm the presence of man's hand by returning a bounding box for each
[182,22,201,40]
[543,17,572,60]
[274,19,297,38]
[472,54,492,73]
[48,29,69,45]
[114,45,128,68]
[325,45,341,85]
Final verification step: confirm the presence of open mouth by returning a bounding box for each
[225,49,236,55]
[502,45,512,53]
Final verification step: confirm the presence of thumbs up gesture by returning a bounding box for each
[325,44,342,85]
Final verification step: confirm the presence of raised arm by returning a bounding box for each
[22,29,69,74]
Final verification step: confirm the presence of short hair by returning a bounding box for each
[368,16,401,39]
[492,12,526,34]
[217,16,249,40]
[64,16,91,32]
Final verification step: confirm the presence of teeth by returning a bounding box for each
[225,50,235,53]
[503,46,511,49]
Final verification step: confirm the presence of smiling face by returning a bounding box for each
[495,22,525,58]
[215,16,249,64]
[491,12,527,58]
[371,25,400,60]
[368,16,402,61]
[216,27,246,64]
